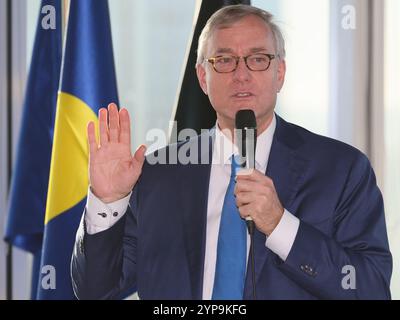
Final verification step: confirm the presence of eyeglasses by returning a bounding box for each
[205,53,276,73]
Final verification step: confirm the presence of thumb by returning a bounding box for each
[133,144,146,165]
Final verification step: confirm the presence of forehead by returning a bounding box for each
[208,15,274,54]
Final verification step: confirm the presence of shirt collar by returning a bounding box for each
[213,114,276,171]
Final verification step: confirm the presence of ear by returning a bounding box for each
[196,63,208,95]
[276,58,286,92]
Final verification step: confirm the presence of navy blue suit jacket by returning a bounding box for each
[71,115,392,299]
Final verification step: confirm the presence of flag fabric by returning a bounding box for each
[37,0,119,299]
[4,0,62,299]
[173,0,250,133]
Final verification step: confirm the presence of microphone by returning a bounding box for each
[235,110,257,234]
[235,109,258,300]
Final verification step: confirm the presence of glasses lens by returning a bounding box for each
[247,54,270,71]
[213,56,236,73]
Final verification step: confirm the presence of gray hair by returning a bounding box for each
[196,4,286,65]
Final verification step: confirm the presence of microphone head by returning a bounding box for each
[235,110,257,169]
[235,110,257,130]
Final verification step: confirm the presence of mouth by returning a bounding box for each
[232,92,254,99]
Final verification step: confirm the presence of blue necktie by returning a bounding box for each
[212,155,247,300]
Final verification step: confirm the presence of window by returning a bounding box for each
[384,0,400,299]
[253,0,330,136]
[109,0,196,151]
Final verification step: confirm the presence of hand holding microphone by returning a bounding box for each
[234,110,284,236]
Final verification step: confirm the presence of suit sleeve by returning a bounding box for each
[71,188,139,300]
[276,153,392,299]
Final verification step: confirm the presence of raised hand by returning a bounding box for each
[87,103,146,203]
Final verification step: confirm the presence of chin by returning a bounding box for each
[237,105,254,110]
[232,104,256,112]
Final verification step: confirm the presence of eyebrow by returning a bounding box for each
[249,47,269,53]
[214,47,269,55]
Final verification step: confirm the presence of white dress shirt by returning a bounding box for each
[85,114,300,299]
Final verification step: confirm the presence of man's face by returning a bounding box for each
[197,15,286,133]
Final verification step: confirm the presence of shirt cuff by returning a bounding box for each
[265,209,300,261]
[85,187,131,235]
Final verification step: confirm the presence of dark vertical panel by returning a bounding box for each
[173,0,250,134]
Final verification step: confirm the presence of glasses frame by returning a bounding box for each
[205,53,276,73]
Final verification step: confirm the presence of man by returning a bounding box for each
[71,5,392,299]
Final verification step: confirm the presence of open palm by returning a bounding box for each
[88,103,146,203]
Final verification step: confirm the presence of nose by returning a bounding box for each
[233,57,251,82]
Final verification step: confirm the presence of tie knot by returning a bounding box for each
[231,155,242,177]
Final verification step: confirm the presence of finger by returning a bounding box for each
[108,103,119,142]
[237,203,252,220]
[132,144,147,169]
[235,179,266,194]
[87,121,98,155]
[236,191,258,207]
[237,169,271,184]
[119,108,131,146]
[236,168,254,177]
[99,108,109,146]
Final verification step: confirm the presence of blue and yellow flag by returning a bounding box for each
[4,0,62,299]
[37,0,119,299]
